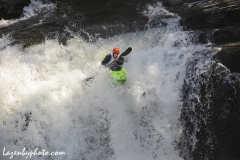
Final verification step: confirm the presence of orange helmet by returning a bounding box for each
[113,48,120,54]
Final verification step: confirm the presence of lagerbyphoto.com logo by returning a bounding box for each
[3,147,66,159]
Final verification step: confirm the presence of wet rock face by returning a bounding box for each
[167,1,240,33]
[0,0,31,19]
[54,0,152,40]
[0,0,153,47]
[161,0,197,6]
[180,58,240,160]
[161,1,240,159]
[214,42,240,73]
[161,0,240,73]
[164,0,240,30]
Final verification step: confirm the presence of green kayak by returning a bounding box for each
[101,54,127,83]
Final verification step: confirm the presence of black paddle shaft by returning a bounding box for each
[119,47,132,57]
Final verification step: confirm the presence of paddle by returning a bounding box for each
[119,47,132,57]
[83,47,132,83]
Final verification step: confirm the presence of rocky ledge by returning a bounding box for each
[0,0,31,19]
[161,0,240,73]
[0,0,153,47]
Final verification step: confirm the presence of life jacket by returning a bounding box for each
[106,54,118,65]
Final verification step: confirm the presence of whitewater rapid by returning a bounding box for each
[0,0,55,28]
[0,2,211,160]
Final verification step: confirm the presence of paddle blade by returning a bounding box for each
[120,47,132,57]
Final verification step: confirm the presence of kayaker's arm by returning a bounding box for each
[116,56,124,65]
[101,54,111,65]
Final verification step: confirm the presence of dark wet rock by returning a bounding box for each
[161,0,240,27]
[179,51,240,160]
[212,27,240,45]
[160,0,240,74]
[0,0,31,19]
[198,26,240,45]
[165,0,240,30]
[214,42,240,73]
[54,0,152,40]
[0,0,155,47]
[161,0,198,6]
[0,9,66,47]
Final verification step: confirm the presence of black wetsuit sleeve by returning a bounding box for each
[101,54,111,65]
[116,56,124,65]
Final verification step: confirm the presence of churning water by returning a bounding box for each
[0,2,217,160]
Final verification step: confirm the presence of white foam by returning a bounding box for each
[0,2,210,160]
[0,35,11,50]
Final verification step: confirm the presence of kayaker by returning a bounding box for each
[101,47,124,71]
